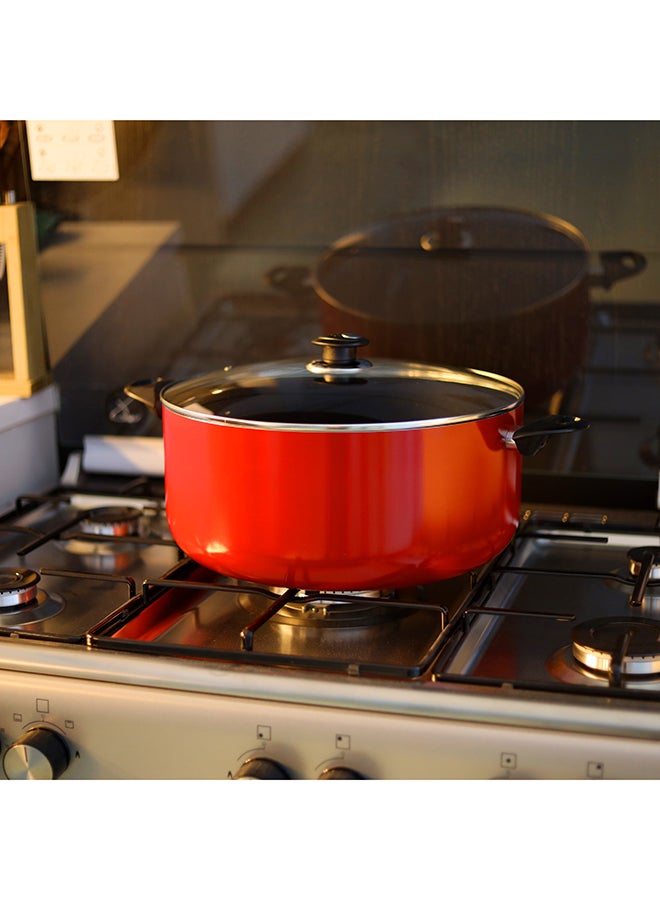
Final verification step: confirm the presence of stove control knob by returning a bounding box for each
[318,766,364,780]
[234,757,290,780]
[3,728,70,780]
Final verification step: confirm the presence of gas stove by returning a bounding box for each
[434,507,660,693]
[1,468,660,779]
[0,484,179,643]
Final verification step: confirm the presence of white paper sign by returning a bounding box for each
[26,120,119,181]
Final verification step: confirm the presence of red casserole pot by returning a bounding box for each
[126,335,587,591]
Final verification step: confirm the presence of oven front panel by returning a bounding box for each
[2,668,660,779]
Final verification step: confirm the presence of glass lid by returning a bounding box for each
[162,334,524,431]
[314,207,588,324]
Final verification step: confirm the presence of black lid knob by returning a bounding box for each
[310,334,370,369]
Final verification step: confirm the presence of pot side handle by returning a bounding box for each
[507,415,590,456]
[588,250,646,289]
[124,377,172,420]
[264,265,313,296]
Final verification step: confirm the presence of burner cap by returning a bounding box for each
[79,507,141,537]
[628,547,660,581]
[0,568,40,608]
[572,617,660,677]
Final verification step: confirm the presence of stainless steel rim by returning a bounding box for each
[161,363,525,433]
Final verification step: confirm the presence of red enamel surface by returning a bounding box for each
[162,405,524,590]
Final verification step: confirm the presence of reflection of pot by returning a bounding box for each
[267,206,647,405]
[126,334,587,591]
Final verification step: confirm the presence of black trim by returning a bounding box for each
[523,472,658,511]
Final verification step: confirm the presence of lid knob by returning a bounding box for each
[307,334,373,377]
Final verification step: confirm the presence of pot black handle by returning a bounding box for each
[508,415,589,456]
[124,377,172,419]
[588,250,647,289]
[264,265,313,295]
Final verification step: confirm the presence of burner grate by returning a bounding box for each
[433,510,660,698]
[0,487,185,641]
[89,558,456,678]
[0,495,178,557]
[0,567,136,640]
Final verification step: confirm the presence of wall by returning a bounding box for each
[25,120,660,449]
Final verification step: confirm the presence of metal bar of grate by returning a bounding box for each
[241,589,298,650]
[39,566,137,598]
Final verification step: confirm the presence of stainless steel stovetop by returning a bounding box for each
[1,474,660,780]
[434,507,660,695]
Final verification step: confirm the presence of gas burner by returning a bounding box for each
[572,617,660,678]
[59,507,146,573]
[0,568,64,625]
[0,568,40,608]
[547,645,660,690]
[79,507,142,537]
[61,539,139,574]
[238,586,411,628]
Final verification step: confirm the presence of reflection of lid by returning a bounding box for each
[314,206,588,324]
[162,334,524,432]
